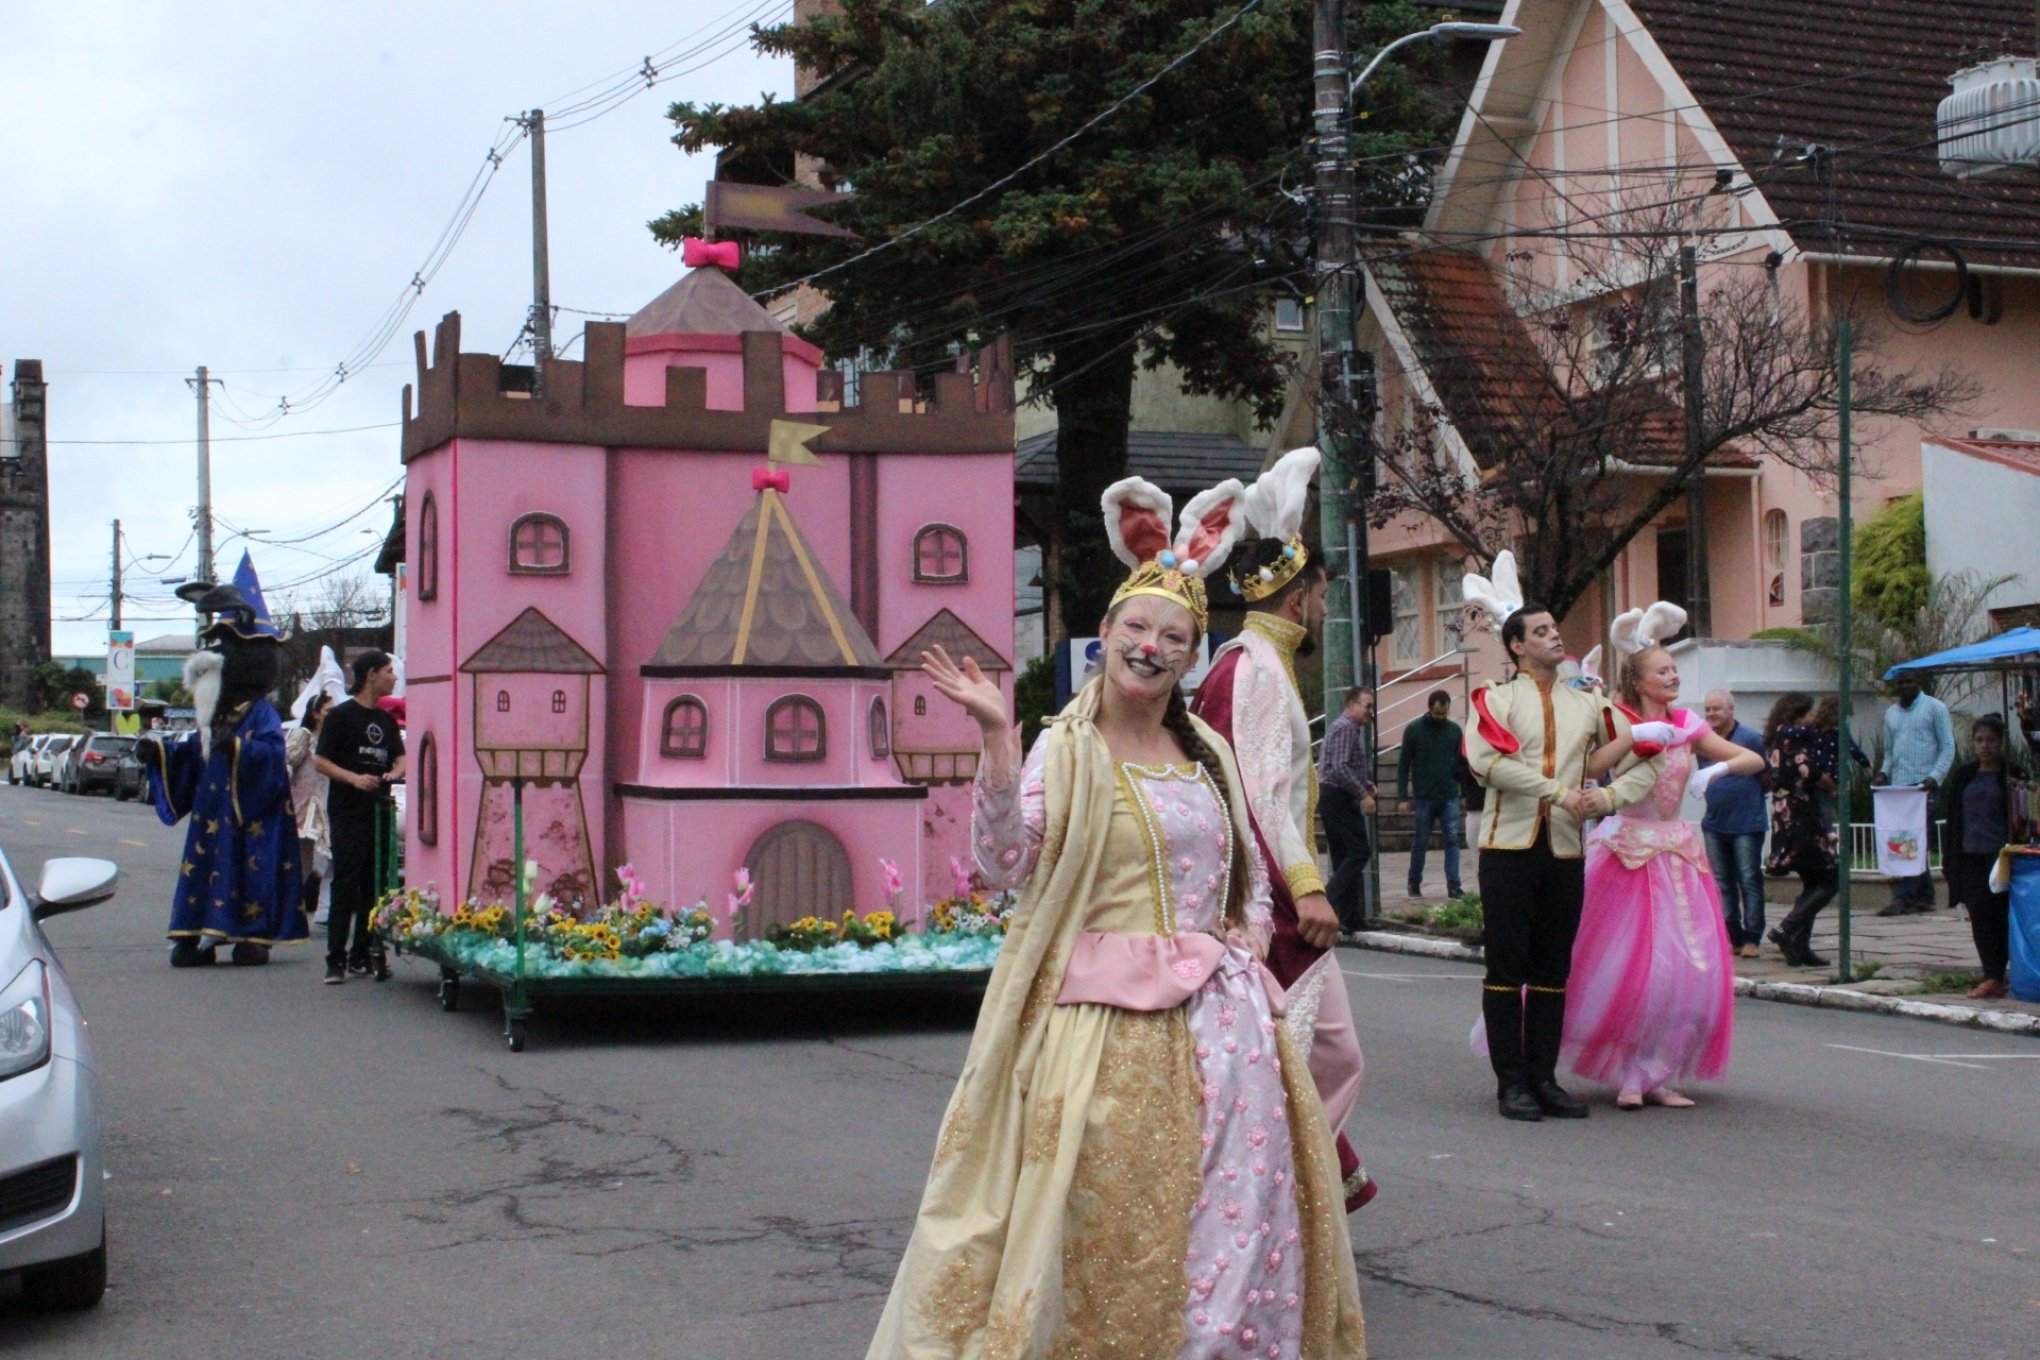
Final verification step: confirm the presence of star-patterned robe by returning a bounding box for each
[146,699,306,946]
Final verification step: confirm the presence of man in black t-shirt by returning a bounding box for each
[314,650,405,984]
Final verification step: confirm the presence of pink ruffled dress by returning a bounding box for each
[1563,708,1736,1093]
[977,746,1317,1359]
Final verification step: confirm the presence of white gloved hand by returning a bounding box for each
[1629,720,1677,747]
[1686,762,1728,799]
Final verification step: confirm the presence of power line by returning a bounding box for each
[46,422,398,447]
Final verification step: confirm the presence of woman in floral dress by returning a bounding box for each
[865,478,1365,1359]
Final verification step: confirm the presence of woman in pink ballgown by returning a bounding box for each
[1568,637,1766,1110]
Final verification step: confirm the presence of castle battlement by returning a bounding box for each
[402,312,1013,461]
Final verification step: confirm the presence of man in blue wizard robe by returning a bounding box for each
[144,574,305,966]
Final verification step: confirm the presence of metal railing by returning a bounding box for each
[1846,820,1946,874]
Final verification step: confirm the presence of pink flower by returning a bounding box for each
[1218,1004,1238,1029]
[1221,1197,1243,1222]
[1239,1326,1259,1348]
[948,854,974,900]
[1283,1228,1299,1245]
[879,857,903,907]
[1265,1249,1284,1270]
[1223,1037,1240,1054]
[1195,1044,1212,1061]
[1252,1159,1267,1178]
[1221,1164,1240,1183]
[1249,1125,1269,1148]
[1284,1293,1300,1310]
[1194,1308,1211,1326]
[1234,1233,1250,1250]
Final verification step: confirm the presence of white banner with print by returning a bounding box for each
[1872,784,1931,878]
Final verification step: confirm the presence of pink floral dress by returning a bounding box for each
[976,743,1318,1359]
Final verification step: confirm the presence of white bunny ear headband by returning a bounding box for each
[1237,445,1320,602]
[1461,550,1526,633]
[1609,601,1688,656]
[1103,475,1249,631]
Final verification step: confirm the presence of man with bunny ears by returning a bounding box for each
[1193,446,1375,1211]
[1461,556,1664,1122]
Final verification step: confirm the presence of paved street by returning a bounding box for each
[2,780,2035,1359]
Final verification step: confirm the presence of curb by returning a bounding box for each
[1340,930,2040,1038]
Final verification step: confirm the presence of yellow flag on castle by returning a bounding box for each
[767,419,829,467]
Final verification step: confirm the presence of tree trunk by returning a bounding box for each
[1049,336,1139,636]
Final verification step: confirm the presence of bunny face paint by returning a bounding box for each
[1100,594,1199,702]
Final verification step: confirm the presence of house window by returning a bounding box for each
[1274,296,1306,332]
[496,690,511,713]
[1391,565,1422,663]
[869,697,891,758]
[1434,557,1465,649]
[416,733,438,847]
[1764,509,1789,571]
[765,696,826,762]
[661,696,708,758]
[417,492,439,601]
[510,513,569,575]
[913,524,968,582]
[914,695,927,717]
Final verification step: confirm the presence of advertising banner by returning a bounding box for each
[106,630,136,711]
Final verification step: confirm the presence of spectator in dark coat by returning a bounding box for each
[1397,690,1464,899]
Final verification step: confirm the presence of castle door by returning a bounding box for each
[744,820,853,933]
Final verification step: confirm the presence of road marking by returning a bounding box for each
[1820,1043,2040,1071]
[22,819,41,827]
[119,838,148,848]
[65,828,86,837]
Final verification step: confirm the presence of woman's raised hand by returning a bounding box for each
[922,645,1008,735]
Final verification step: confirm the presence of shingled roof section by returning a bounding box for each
[1368,247,1757,469]
[1015,430,1267,495]
[1629,0,2040,269]
[628,266,787,338]
[885,608,1011,673]
[648,489,884,670]
[461,607,605,674]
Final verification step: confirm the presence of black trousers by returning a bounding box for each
[326,811,378,968]
[1777,867,1837,942]
[1478,830,1585,1093]
[1320,786,1372,932]
[1951,850,2011,982]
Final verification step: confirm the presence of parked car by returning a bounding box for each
[112,743,147,802]
[0,848,115,1311]
[57,735,135,798]
[10,736,52,787]
[31,737,77,789]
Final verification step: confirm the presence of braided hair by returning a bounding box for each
[1162,687,1253,928]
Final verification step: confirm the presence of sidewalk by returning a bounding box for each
[1345,847,2040,1036]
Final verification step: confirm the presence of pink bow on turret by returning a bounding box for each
[753,467,790,493]
[683,237,741,270]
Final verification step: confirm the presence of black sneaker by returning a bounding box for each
[347,959,372,977]
[324,965,346,985]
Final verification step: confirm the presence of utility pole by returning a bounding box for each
[109,519,122,630]
[1834,318,1856,983]
[186,367,220,605]
[1678,245,1712,636]
[1313,0,1364,702]
[525,108,553,393]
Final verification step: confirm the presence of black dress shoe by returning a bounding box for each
[1768,928,1806,966]
[169,940,217,968]
[1532,1081,1590,1118]
[1800,948,1830,968]
[1497,1085,1544,1122]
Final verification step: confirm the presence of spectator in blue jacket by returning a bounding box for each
[1874,673,1956,914]
[1699,690,1768,958]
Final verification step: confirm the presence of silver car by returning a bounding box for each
[0,851,115,1311]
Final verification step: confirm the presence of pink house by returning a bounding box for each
[397,261,1015,932]
[1355,0,2040,742]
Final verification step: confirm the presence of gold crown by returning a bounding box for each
[1110,556,1209,631]
[1236,536,1309,603]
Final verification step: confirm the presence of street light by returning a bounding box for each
[1315,11,1519,923]
[1350,21,1522,94]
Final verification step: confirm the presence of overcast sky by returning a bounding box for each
[0,1,791,655]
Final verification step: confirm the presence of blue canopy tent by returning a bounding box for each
[1884,627,2040,679]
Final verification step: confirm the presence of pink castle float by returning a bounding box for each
[397,260,1015,937]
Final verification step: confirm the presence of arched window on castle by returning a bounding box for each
[765,696,826,762]
[868,696,891,759]
[913,524,968,583]
[510,512,569,575]
[661,696,708,758]
[417,492,439,601]
[416,733,439,847]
